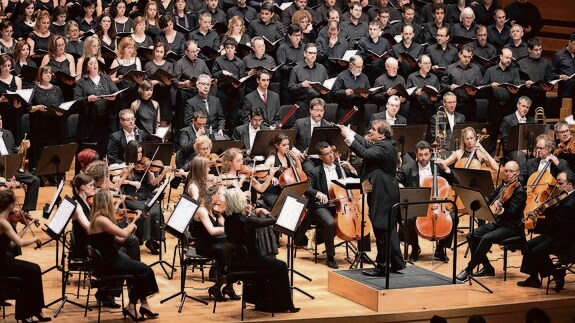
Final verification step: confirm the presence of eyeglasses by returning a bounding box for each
[557,129,570,134]
[121,117,135,121]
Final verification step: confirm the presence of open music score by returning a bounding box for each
[46,196,77,238]
[165,195,200,238]
[275,195,307,234]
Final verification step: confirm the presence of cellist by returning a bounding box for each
[518,134,570,186]
[396,140,460,263]
[295,141,358,269]
[436,127,499,172]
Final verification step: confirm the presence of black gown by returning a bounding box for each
[0,233,45,320]
[0,75,22,137]
[121,169,161,243]
[144,60,174,122]
[88,231,159,303]
[194,214,226,277]
[133,98,157,136]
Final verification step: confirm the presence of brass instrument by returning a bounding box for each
[17,133,28,173]
[434,106,448,152]
[534,107,546,124]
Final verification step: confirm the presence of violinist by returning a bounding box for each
[291,98,332,172]
[120,141,168,255]
[192,182,240,302]
[176,111,208,170]
[518,134,570,186]
[339,119,405,276]
[436,127,499,172]
[554,121,575,163]
[457,161,527,281]
[232,106,269,153]
[184,157,212,201]
[517,171,575,292]
[262,133,302,208]
[0,190,51,323]
[397,140,460,263]
[297,141,358,269]
[108,109,142,164]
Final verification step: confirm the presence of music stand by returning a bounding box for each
[392,125,428,165]
[249,129,297,157]
[452,168,495,197]
[506,124,547,158]
[44,196,91,316]
[449,123,497,152]
[398,187,431,264]
[307,127,350,159]
[140,142,174,165]
[272,193,313,299]
[161,195,207,312]
[146,175,175,278]
[210,140,244,155]
[35,143,78,183]
[0,153,23,179]
[453,185,495,293]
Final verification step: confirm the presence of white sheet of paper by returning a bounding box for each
[275,196,305,232]
[47,197,76,235]
[167,197,199,234]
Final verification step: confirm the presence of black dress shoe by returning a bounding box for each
[34,313,52,322]
[326,258,339,269]
[554,269,566,293]
[433,249,449,263]
[139,306,159,318]
[145,241,159,255]
[517,276,541,288]
[409,246,421,262]
[101,300,121,309]
[361,266,387,277]
[473,266,495,277]
[456,269,469,281]
[288,307,300,313]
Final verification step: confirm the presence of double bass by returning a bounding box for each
[416,145,453,241]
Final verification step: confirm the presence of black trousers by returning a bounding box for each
[295,206,337,258]
[0,256,45,320]
[14,171,40,211]
[467,222,519,270]
[520,234,560,278]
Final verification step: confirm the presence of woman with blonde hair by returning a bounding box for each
[131,16,153,49]
[143,0,160,38]
[75,35,105,81]
[436,126,499,171]
[110,36,143,105]
[225,15,250,46]
[27,10,51,56]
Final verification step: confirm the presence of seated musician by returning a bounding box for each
[397,140,460,263]
[108,109,143,164]
[518,134,570,186]
[0,190,52,322]
[176,111,208,170]
[517,171,575,292]
[457,161,527,281]
[88,190,159,320]
[553,121,575,167]
[192,182,239,302]
[426,92,466,153]
[232,106,269,154]
[291,98,332,172]
[0,118,40,212]
[437,126,499,172]
[297,141,358,269]
[184,74,226,137]
[262,133,303,208]
[368,95,407,127]
[119,141,168,255]
[224,187,300,313]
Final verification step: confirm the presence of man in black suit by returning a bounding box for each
[396,140,460,262]
[457,160,527,281]
[184,74,226,136]
[517,171,575,292]
[292,98,332,172]
[232,106,269,152]
[369,95,407,126]
[340,119,405,276]
[0,117,40,211]
[242,70,281,125]
[107,109,142,164]
[176,110,208,169]
[297,141,358,269]
[427,92,466,152]
[500,96,534,165]
[518,134,570,186]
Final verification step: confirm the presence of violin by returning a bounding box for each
[555,137,575,156]
[490,175,520,216]
[524,191,569,230]
[239,164,270,179]
[8,210,40,227]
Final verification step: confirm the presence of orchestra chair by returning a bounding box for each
[0,276,21,319]
[364,103,378,124]
[67,231,90,299]
[546,241,575,294]
[213,242,274,321]
[497,235,526,281]
[294,221,321,264]
[84,247,134,323]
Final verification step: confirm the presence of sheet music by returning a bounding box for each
[47,180,65,214]
[58,100,78,111]
[146,175,170,208]
[341,50,358,61]
[275,196,305,232]
[47,197,76,236]
[154,126,170,139]
[167,197,199,234]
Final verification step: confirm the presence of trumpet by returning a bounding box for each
[17,133,28,173]
[434,106,448,151]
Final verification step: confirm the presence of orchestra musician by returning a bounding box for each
[88,190,159,321]
[368,95,407,127]
[291,98,332,172]
[553,121,575,163]
[108,109,142,164]
[224,187,300,313]
[457,161,527,281]
[184,156,211,201]
[499,96,534,165]
[262,133,302,208]
[297,141,358,269]
[192,182,240,302]
[518,134,570,186]
[176,111,208,170]
[184,74,226,137]
[397,140,460,263]
[426,92,466,152]
[0,190,51,323]
[437,126,499,172]
[339,119,405,276]
[517,171,575,292]
[231,106,269,153]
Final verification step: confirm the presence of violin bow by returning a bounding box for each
[136,146,161,191]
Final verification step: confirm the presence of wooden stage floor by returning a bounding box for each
[5,184,575,322]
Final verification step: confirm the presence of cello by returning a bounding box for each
[328,147,372,241]
[416,144,453,241]
[453,128,489,211]
[523,158,556,223]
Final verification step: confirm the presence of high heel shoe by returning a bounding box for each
[208,285,226,302]
[122,307,142,322]
[222,285,241,301]
[139,307,159,319]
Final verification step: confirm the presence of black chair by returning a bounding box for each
[498,235,525,281]
[84,247,135,322]
[0,277,21,319]
[545,242,575,294]
[67,231,90,299]
[213,243,274,321]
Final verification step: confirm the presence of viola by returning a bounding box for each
[490,176,520,216]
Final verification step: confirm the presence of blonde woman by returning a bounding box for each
[75,35,105,81]
[27,10,51,56]
[436,126,499,171]
[225,15,250,47]
[110,37,143,104]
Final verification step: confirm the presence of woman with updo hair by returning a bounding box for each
[130,80,159,136]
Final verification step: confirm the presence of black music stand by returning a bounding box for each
[506,124,548,161]
[35,143,78,183]
[453,185,495,293]
[272,193,312,299]
[307,127,350,159]
[40,181,65,272]
[398,187,432,264]
[44,196,91,316]
[160,195,207,312]
[210,140,244,155]
[140,142,174,165]
[249,129,297,157]
[0,153,23,178]
[146,176,175,279]
[392,125,428,165]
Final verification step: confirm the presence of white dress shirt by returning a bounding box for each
[516,111,527,124]
[248,124,259,149]
[386,111,396,125]
[418,162,432,186]
[0,133,9,155]
[323,163,339,190]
